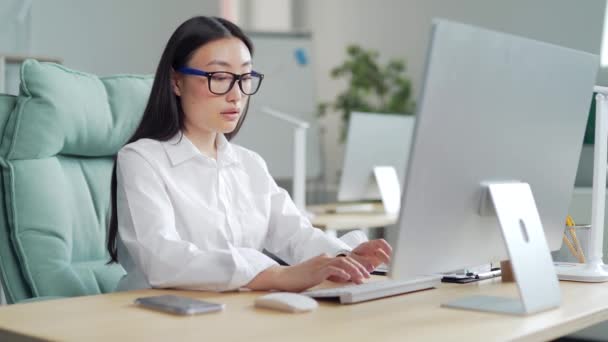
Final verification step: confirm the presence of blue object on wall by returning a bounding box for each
[294,48,308,66]
[236,32,320,179]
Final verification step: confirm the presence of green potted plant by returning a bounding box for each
[318,44,416,141]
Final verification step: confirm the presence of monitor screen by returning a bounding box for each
[338,112,415,202]
[390,19,598,279]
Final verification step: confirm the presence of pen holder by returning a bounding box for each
[552,224,591,264]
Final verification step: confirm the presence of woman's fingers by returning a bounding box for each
[322,266,350,281]
[360,259,376,272]
[374,248,391,264]
[372,239,393,256]
[329,257,368,284]
[350,254,375,272]
[344,256,371,278]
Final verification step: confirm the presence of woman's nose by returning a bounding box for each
[225,81,243,102]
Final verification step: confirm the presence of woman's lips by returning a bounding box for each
[221,110,240,121]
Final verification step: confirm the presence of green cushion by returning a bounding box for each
[0,60,152,303]
[3,61,151,159]
[0,94,32,303]
[0,94,15,140]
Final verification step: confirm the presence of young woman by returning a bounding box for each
[106,16,391,292]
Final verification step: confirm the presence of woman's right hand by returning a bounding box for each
[247,254,370,292]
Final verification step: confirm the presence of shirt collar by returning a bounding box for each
[162,132,239,167]
[216,133,239,166]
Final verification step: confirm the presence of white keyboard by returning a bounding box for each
[302,275,441,304]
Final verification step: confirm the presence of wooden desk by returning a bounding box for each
[1,279,607,341]
[307,202,397,236]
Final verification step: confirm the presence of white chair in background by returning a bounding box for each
[261,107,309,212]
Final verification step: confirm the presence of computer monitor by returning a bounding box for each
[390,20,598,314]
[337,112,415,202]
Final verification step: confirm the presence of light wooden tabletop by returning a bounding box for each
[0,277,607,342]
[307,202,397,231]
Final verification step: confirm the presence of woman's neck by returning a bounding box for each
[184,128,218,159]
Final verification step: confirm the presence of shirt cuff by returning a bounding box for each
[334,249,352,257]
[227,248,278,290]
[326,238,353,257]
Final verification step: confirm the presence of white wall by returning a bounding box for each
[28,0,221,75]
[236,0,294,32]
[249,0,291,31]
[304,0,606,187]
[0,1,32,53]
[3,0,606,186]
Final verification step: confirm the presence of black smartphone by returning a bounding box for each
[441,275,479,284]
[134,295,225,315]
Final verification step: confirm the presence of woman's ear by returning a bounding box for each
[171,69,182,97]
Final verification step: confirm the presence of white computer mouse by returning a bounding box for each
[254,292,318,313]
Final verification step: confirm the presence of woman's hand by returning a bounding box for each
[349,239,392,272]
[246,253,370,292]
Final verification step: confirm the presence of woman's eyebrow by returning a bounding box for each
[205,60,252,67]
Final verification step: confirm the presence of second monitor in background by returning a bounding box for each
[337,112,415,214]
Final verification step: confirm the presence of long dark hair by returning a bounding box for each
[107,16,254,263]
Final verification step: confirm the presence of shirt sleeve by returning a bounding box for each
[116,147,277,292]
[252,154,352,265]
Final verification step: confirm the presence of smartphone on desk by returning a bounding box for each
[134,295,225,315]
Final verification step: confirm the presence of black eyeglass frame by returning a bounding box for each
[176,67,264,95]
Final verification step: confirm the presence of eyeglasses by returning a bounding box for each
[176,67,264,95]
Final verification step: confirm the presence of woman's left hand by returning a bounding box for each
[349,239,392,272]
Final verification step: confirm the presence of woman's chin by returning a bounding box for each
[220,122,239,133]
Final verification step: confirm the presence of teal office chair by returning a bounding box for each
[0,60,152,304]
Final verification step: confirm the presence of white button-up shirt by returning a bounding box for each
[115,133,350,292]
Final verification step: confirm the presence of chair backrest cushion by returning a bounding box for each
[0,93,33,303]
[0,60,152,303]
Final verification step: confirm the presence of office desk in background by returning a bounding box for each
[307,202,397,237]
[1,278,608,341]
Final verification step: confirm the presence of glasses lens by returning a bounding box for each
[240,73,262,95]
[209,72,235,94]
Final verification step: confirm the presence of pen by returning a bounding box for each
[562,235,580,262]
[566,215,586,263]
[475,269,501,280]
